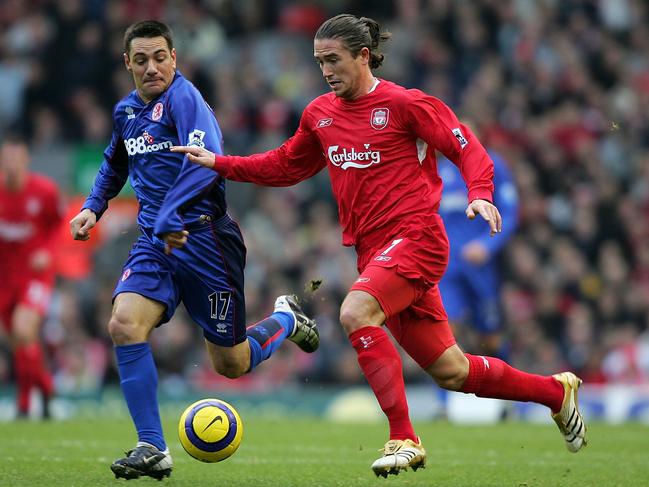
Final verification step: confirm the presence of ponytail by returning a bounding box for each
[315,14,391,69]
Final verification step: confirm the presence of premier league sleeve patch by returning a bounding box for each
[452,127,468,148]
[187,129,206,148]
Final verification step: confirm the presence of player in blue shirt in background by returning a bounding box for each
[69,20,319,481]
[438,151,519,361]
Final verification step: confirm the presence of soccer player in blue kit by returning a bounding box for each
[438,151,519,360]
[69,20,319,480]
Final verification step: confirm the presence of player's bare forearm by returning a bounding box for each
[465,199,502,236]
[170,146,215,168]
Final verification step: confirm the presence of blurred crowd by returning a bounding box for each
[1,0,648,398]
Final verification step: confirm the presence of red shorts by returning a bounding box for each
[0,276,53,331]
[351,221,456,368]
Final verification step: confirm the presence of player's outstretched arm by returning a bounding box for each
[69,208,97,241]
[465,199,502,237]
[170,146,215,169]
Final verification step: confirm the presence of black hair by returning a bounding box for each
[315,14,391,69]
[1,131,27,147]
[123,20,174,55]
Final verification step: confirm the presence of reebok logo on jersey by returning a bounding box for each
[317,118,333,128]
[124,131,172,156]
[452,127,468,148]
[327,144,381,170]
[188,129,206,148]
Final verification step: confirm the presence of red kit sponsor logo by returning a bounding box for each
[317,118,333,128]
[152,102,164,121]
[327,144,381,170]
[370,108,389,130]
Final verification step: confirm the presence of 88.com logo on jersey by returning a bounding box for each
[124,130,172,156]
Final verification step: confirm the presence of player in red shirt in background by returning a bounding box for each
[0,134,62,418]
[173,14,587,476]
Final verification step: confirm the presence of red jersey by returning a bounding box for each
[214,79,494,255]
[0,173,62,278]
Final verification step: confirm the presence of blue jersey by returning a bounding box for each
[438,151,518,334]
[82,72,249,346]
[439,151,519,263]
[82,71,226,236]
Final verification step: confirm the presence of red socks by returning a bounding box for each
[14,343,53,414]
[349,326,416,441]
[461,353,564,412]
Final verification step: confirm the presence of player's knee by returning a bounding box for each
[108,313,142,345]
[427,346,470,391]
[213,361,247,379]
[339,306,367,334]
[433,364,469,391]
[12,326,37,346]
[339,292,384,334]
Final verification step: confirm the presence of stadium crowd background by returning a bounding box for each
[1,0,648,400]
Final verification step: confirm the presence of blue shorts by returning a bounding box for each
[439,260,502,334]
[114,214,247,346]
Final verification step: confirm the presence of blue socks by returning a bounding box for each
[113,312,294,449]
[115,343,166,451]
[246,312,294,371]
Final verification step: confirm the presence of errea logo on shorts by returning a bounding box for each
[124,131,172,155]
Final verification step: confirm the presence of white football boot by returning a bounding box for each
[551,372,587,452]
[371,437,426,478]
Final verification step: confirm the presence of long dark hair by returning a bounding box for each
[315,14,391,69]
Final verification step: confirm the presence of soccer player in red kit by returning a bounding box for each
[173,14,587,476]
[0,134,62,418]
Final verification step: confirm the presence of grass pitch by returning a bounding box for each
[0,418,645,487]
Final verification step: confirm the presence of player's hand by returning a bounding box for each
[70,208,97,241]
[30,249,52,272]
[461,241,489,265]
[465,199,502,237]
[170,145,216,168]
[162,230,189,255]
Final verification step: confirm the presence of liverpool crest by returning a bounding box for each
[370,108,389,130]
